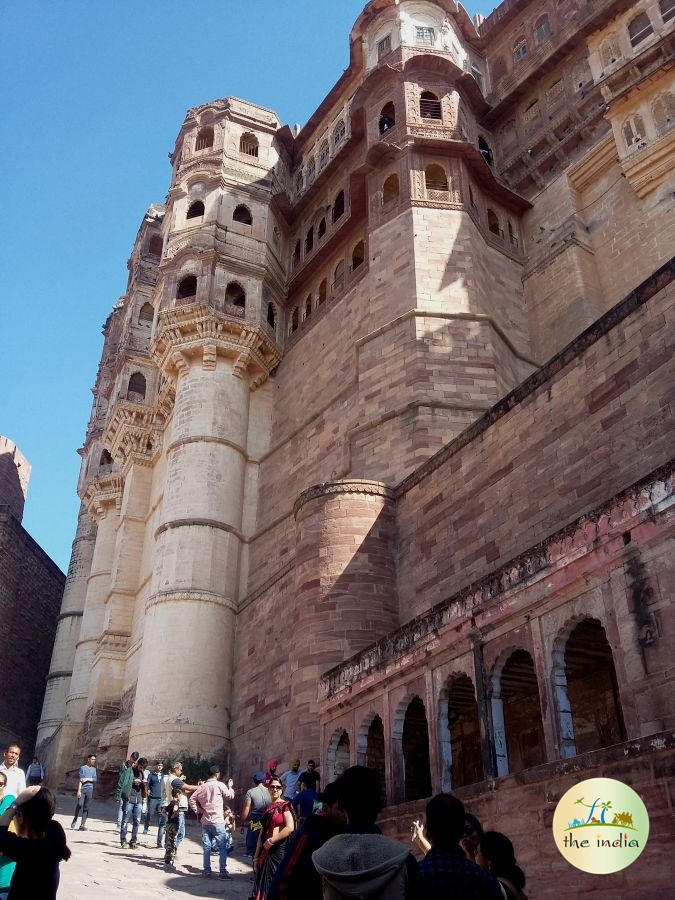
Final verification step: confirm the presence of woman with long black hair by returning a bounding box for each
[253,779,295,900]
[0,786,71,899]
[476,831,528,900]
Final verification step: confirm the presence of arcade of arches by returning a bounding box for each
[324,618,625,805]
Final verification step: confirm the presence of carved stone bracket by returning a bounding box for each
[100,402,162,472]
[82,474,124,520]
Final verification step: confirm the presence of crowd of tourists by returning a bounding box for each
[0,739,528,899]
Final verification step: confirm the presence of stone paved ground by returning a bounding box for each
[53,793,254,899]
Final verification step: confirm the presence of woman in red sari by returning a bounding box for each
[253,780,295,900]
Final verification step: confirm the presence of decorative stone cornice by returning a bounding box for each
[150,303,282,391]
[294,479,395,519]
[81,474,124,519]
[145,589,238,615]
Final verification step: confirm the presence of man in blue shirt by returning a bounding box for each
[71,753,97,830]
[143,760,167,846]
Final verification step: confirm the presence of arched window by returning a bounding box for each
[327,730,351,782]
[554,619,626,757]
[491,55,507,86]
[305,226,314,254]
[507,219,518,247]
[359,714,387,808]
[332,190,345,222]
[491,649,546,776]
[318,140,329,170]
[661,0,675,23]
[225,282,246,309]
[187,200,205,220]
[402,696,432,801]
[352,240,365,271]
[379,102,396,134]
[318,217,327,239]
[534,14,551,44]
[333,120,346,148]
[424,163,449,193]
[318,278,327,305]
[439,674,485,791]
[622,113,646,149]
[99,449,113,467]
[628,12,653,47]
[195,127,214,150]
[233,204,253,225]
[600,36,621,69]
[487,208,501,236]
[148,235,163,257]
[333,260,345,291]
[513,37,528,62]
[127,372,147,400]
[176,275,197,300]
[139,302,154,324]
[290,306,299,333]
[267,302,277,329]
[307,158,316,185]
[334,731,350,778]
[420,91,442,120]
[652,91,675,135]
[382,173,399,204]
[478,136,493,166]
[292,240,301,270]
[304,294,312,320]
[240,132,259,157]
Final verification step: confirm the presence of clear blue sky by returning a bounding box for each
[2,0,487,572]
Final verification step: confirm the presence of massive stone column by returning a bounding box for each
[36,502,96,768]
[128,305,279,758]
[291,481,400,756]
[85,463,153,743]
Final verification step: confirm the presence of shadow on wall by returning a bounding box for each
[0,446,28,522]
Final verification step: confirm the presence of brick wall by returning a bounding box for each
[0,510,64,760]
[397,259,675,622]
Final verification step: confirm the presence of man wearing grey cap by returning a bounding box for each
[241,773,271,858]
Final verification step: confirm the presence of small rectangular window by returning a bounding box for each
[416,27,435,46]
[378,34,392,59]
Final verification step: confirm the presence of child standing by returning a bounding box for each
[163,788,182,872]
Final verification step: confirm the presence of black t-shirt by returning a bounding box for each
[0,820,70,900]
[299,770,320,791]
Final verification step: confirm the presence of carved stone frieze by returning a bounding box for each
[150,303,282,390]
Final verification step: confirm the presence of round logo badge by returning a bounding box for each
[552,777,649,874]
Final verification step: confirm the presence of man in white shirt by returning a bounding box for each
[0,744,26,797]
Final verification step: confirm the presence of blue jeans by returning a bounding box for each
[145,798,166,844]
[120,798,142,844]
[201,822,229,874]
[176,810,185,847]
